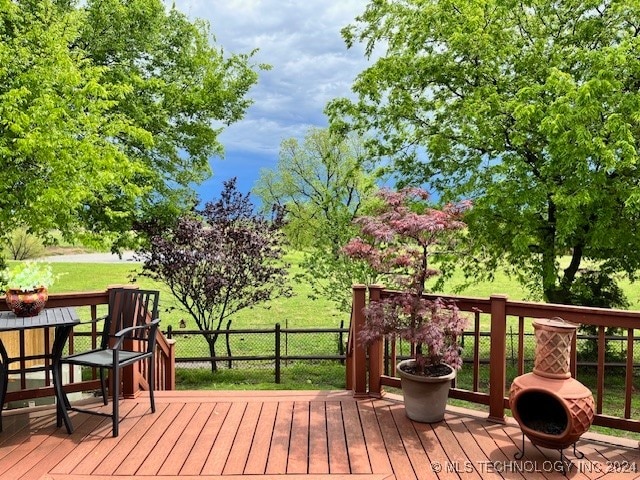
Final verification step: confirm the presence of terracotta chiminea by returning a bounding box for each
[509,318,595,452]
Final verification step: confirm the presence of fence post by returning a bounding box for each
[368,285,385,397]
[488,294,508,423]
[275,323,281,384]
[351,285,368,397]
[338,319,345,364]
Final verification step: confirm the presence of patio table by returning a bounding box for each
[0,307,80,433]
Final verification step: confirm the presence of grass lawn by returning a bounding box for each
[41,251,640,329]
[41,251,345,330]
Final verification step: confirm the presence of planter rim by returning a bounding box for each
[6,286,48,293]
[396,358,456,383]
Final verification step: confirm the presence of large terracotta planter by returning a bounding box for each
[5,287,48,317]
[397,359,456,423]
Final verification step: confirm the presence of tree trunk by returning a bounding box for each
[540,197,583,305]
[541,198,565,303]
[206,335,218,373]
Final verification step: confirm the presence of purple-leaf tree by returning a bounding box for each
[343,187,471,375]
[139,178,290,372]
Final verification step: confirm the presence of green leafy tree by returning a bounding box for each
[328,0,640,305]
[255,128,378,251]
[254,127,380,312]
[0,0,262,250]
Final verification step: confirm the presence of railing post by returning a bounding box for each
[165,339,176,390]
[275,323,281,384]
[368,285,385,397]
[488,294,508,423]
[351,285,368,397]
[346,310,354,391]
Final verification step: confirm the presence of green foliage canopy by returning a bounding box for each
[0,0,262,249]
[328,0,640,304]
[254,127,378,251]
[254,127,380,312]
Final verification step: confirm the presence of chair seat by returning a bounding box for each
[63,349,149,368]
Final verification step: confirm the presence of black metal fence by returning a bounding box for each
[164,322,349,383]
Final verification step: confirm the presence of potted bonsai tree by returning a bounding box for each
[1,261,58,316]
[343,187,470,422]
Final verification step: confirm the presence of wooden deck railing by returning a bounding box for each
[347,284,640,434]
[0,287,175,404]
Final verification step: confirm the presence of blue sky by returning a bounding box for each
[173,1,372,202]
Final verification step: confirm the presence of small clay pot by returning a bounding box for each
[6,287,48,317]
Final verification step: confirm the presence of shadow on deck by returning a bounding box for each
[0,390,638,480]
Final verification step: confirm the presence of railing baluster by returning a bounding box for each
[275,323,281,384]
[473,311,480,392]
[597,326,605,415]
[625,328,634,419]
[517,316,524,376]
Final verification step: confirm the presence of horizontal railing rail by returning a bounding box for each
[347,285,640,435]
[0,288,175,406]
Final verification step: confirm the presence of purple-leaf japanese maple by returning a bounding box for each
[139,178,290,372]
[343,187,471,375]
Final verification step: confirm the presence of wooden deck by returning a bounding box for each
[0,390,638,480]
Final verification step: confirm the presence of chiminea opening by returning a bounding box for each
[514,389,568,437]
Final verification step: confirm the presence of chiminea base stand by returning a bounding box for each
[514,433,585,475]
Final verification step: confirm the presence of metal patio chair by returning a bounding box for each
[59,288,160,437]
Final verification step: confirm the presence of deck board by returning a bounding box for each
[358,399,394,475]
[286,401,310,474]
[326,400,350,474]
[244,400,278,475]
[179,402,231,475]
[265,400,293,474]
[389,406,440,480]
[158,402,216,476]
[202,401,246,475]
[308,400,330,475]
[373,401,419,480]
[342,400,371,475]
[0,390,638,480]
[223,401,262,475]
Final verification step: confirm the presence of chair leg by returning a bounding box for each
[148,357,155,413]
[99,368,108,405]
[0,363,7,432]
[112,367,119,437]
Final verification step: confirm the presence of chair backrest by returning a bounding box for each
[101,288,160,352]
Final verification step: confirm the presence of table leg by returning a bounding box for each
[0,340,8,432]
[52,325,74,434]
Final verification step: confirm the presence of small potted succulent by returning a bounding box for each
[2,261,58,316]
[343,187,471,422]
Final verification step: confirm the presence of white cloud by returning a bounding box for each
[172,0,370,156]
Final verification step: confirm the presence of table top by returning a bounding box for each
[0,307,80,331]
